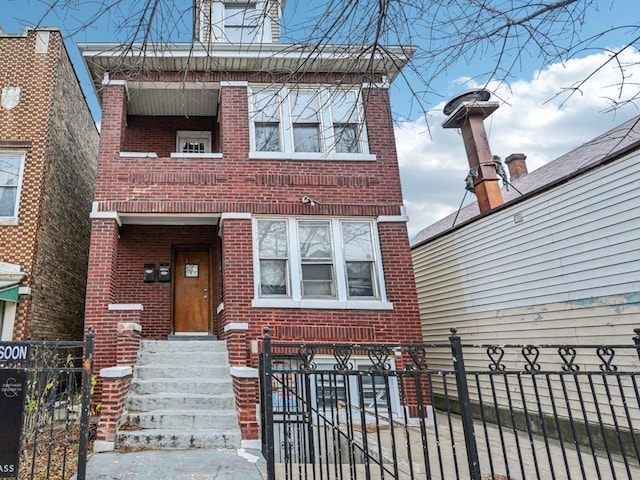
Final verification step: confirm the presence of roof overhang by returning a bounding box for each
[78,42,415,111]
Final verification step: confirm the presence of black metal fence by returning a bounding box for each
[260,328,640,480]
[0,329,94,480]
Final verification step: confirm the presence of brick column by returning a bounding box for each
[230,367,261,444]
[84,216,120,403]
[218,215,259,443]
[115,317,143,366]
[94,366,132,453]
[98,83,128,155]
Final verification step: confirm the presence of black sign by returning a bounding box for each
[0,343,30,366]
[0,369,27,478]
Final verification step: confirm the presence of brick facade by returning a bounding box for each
[83,41,422,441]
[0,29,98,340]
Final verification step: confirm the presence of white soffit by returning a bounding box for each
[127,82,219,116]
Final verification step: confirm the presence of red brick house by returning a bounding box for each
[80,0,421,444]
[0,28,98,341]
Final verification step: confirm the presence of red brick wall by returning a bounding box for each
[87,71,423,429]
[123,115,217,157]
[94,82,404,216]
[218,220,422,348]
[115,225,219,338]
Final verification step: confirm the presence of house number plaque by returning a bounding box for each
[185,264,199,278]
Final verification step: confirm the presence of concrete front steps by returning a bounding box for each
[116,339,241,449]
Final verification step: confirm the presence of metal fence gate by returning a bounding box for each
[0,329,94,480]
[260,328,640,480]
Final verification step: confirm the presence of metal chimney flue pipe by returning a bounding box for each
[442,90,504,213]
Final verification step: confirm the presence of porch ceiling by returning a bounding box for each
[119,213,220,226]
[126,82,219,117]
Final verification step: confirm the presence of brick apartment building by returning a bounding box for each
[80,0,422,442]
[0,28,98,341]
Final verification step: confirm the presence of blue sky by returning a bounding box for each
[2,0,639,236]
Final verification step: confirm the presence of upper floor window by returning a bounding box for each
[176,131,212,154]
[0,151,25,223]
[224,3,261,43]
[203,1,271,44]
[254,217,391,309]
[249,86,373,160]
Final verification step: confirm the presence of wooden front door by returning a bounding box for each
[173,248,212,333]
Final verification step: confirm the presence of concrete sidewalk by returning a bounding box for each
[79,448,266,480]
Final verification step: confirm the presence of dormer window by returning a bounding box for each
[196,1,273,44]
[224,3,260,43]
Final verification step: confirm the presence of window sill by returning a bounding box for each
[249,152,376,162]
[170,153,224,159]
[252,298,393,310]
[119,152,158,158]
[0,218,18,226]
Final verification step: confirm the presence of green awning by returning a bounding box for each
[0,286,19,302]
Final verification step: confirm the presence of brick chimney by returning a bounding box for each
[442,90,504,213]
[505,153,528,181]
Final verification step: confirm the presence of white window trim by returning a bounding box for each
[170,153,223,159]
[252,216,392,310]
[210,1,271,43]
[0,150,26,225]
[176,130,212,154]
[248,85,375,161]
[1,300,17,340]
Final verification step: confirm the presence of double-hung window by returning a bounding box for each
[249,86,373,160]
[205,2,270,44]
[331,90,360,154]
[254,217,391,309]
[257,219,288,295]
[0,151,25,223]
[291,91,321,152]
[299,221,334,296]
[223,3,260,43]
[253,90,281,152]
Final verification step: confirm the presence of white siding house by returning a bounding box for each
[411,116,640,423]
[412,116,640,346]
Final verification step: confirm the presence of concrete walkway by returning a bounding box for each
[79,448,266,480]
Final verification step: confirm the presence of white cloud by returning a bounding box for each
[397,49,640,239]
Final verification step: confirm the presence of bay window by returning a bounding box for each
[254,217,391,309]
[249,86,373,160]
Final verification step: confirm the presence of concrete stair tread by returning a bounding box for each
[132,378,230,383]
[128,392,234,398]
[116,339,241,450]
[125,409,236,417]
